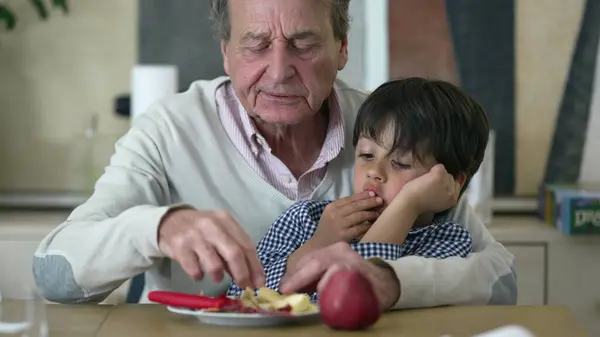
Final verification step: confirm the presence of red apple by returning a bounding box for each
[318,269,382,330]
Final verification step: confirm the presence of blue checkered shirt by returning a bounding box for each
[227,200,472,300]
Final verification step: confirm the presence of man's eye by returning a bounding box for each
[292,43,314,52]
[246,43,269,52]
[242,39,270,52]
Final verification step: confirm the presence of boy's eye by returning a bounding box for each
[358,153,374,160]
[392,160,411,169]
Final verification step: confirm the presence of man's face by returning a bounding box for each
[221,0,348,125]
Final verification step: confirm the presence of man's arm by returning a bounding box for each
[32,111,178,303]
[385,195,517,309]
[226,202,308,296]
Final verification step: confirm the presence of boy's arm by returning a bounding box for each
[227,201,312,296]
[357,207,471,262]
[360,197,417,245]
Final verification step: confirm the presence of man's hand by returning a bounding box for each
[279,242,400,310]
[395,164,461,214]
[157,208,265,289]
[311,191,382,247]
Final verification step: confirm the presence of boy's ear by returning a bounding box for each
[455,173,468,190]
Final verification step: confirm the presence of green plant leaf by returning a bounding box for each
[30,0,48,20]
[52,0,69,14]
[1,0,68,33]
[0,5,17,30]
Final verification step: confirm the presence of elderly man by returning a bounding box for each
[33,0,516,309]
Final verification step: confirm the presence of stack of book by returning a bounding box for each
[537,183,600,235]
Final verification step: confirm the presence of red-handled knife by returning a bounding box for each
[148,291,239,310]
[148,291,293,316]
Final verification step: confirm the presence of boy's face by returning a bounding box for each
[352,131,437,212]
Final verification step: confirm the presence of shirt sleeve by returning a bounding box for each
[227,201,309,297]
[351,242,404,260]
[385,195,517,309]
[405,222,472,258]
[310,242,404,303]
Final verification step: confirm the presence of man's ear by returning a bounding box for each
[337,38,349,70]
[221,40,230,75]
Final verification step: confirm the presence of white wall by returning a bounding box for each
[0,1,135,192]
[337,0,389,92]
[337,0,364,90]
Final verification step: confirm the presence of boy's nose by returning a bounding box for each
[367,165,386,182]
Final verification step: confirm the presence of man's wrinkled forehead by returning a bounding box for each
[229,0,331,39]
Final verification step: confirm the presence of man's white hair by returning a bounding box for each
[209,0,351,42]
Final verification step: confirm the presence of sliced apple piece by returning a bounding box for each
[256,287,283,303]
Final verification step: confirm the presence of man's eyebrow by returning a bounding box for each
[239,30,321,44]
[239,31,270,44]
[288,30,321,40]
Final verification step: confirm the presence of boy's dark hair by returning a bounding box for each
[352,77,490,193]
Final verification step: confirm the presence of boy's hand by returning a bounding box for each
[395,164,461,214]
[310,191,382,247]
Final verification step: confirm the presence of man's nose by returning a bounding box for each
[266,43,295,83]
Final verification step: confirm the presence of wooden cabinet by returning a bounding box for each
[0,240,42,297]
[0,211,129,304]
[491,217,600,336]
[0,213,59,298]
[503,244,546,306]
[547,242,600,336]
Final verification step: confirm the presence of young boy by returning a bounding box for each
[227,77,490,300]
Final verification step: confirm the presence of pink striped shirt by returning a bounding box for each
[216,81,345,201]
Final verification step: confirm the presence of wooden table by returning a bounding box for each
[6,302,591,337]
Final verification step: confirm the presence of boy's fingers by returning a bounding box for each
[341,196,383,216]
[328,191,376,210]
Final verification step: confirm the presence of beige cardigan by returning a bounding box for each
[33,76,516,309]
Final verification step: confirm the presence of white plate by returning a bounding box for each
[167,306,322,327]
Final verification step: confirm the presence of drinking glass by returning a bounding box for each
[0,285,48,337]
